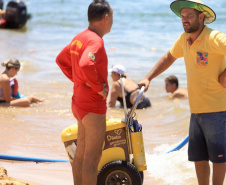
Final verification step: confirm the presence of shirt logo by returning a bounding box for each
[88,52,96,62]
[197,52,208,66]
[70,50,79,55]
[71,40,82,49]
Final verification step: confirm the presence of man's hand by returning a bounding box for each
[98,83,108,99]
[138,78,150,92]
[219,69,226,88]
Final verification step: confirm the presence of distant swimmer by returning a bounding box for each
[0,0,29,29]
[165,75,188,99]
[108,64,151,109]
[0,59,44,107]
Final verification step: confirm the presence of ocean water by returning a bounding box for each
[0,0,226,184]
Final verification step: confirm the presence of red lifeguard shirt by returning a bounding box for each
[56,29,108,118]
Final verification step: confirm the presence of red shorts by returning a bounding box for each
[72,103,106,121]
[71,86,107,121]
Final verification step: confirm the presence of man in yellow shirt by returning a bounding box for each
[139,0,226,184]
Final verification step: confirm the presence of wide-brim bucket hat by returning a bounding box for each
[170,0,216,24]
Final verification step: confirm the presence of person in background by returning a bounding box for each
[165,75,188,98]
[108,64,151,109]
[0,0,29,29]
[0,59,44,107]
[138,0,226,184]
[0,0,5,29]
[56,0,113,185]
[0,0,3,10]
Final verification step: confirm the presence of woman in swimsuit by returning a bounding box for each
[108,64,151,109]
[0,59,44,107]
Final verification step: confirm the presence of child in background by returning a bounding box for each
[0,59,44,107]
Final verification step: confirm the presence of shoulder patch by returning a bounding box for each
[88,52,96,62]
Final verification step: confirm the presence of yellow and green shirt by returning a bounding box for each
[170,26,226,113]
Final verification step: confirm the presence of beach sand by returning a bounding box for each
[0,164,31,185]
[0,161,73,185]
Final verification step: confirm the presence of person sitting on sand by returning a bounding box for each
[0,59,44,107]
[108,64,151,109]
[165,75,188,99]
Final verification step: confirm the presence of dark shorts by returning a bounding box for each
[0,100,6,103]
[188,111,226,163]
[137,97,151,109]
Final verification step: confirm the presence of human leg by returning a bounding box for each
[194,112,226,185]
[195,161,210,185]
[27,96,44,103]
[9,96,43,107]
[72,120,85,185]
[201,112,226,185]
[188,114,210,184]
[212,163,226,185]
[10,98,30,107]
[81,113,106,185]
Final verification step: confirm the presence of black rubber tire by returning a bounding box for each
[132,158,144,183]
[139,171,144,184]
[97,160,142,185]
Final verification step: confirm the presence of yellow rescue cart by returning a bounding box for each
[61,86,147,185]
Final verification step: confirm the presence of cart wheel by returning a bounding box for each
[97,160,142,185]
[132,158,144,183]
[139,171,144,183]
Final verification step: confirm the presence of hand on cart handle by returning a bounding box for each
[138,78,150,92]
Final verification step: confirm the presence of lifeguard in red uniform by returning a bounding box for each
[56,29,109,120]
[56,1,113,185]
